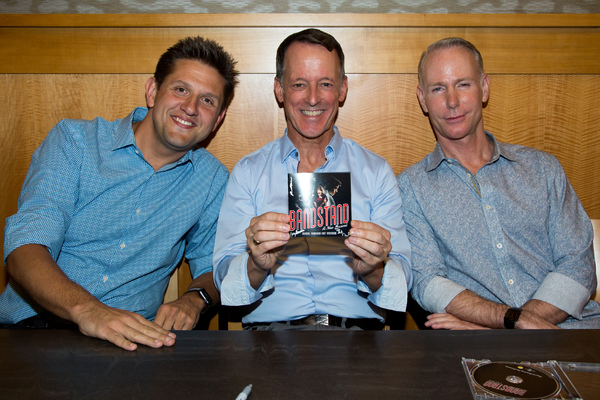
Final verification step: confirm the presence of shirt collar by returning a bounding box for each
[279,127,342,164]
[426,131,516,172]
[112,107,148,151]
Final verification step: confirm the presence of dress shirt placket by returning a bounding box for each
[476,167,525,306]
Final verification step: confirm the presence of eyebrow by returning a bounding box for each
[171,80,221,99]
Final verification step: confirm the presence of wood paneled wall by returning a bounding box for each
[1,14,599,300]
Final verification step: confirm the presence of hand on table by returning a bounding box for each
[425,313,490,330]
[155,294,203,331]
[74,302,176,351]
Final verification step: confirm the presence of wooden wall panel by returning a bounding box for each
[1,13,599,315]
[2,26,599,74]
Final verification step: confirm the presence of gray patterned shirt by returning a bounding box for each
[398,132,600,328]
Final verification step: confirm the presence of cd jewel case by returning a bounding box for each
[462,358,600,400]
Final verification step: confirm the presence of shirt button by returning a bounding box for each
[508,279,514,285]
[496,243,502,249]
[135,150,139,155]
[120,243,126,249]
[103,276,108,282]
[486,205,491,210]
[136,208,141,214]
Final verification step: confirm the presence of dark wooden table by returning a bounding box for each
[1,329,599,399]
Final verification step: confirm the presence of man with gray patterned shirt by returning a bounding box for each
[397,37,599,329]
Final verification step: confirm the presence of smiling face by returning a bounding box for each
[274,42,348,145]
[417,46,489,146]
[143,58,227,162]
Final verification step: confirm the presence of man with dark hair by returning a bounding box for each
[213,29,412,330]
[398,37,600,329]
[0,36,239,349]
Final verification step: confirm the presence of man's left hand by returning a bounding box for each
[345,220,391,291]
[425,313,490,330]
[154,294,203,331]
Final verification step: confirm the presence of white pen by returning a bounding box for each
[235,384,252,400]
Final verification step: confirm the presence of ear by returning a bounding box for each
[481,74,490,103]
[212,108,228,133]
[417,85,428,113]
[274,77,284,103]
[145,77,158,108]
[339,75,348,102]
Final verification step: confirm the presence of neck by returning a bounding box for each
[288,129,334,173]
[438,131,493,175]
[133,115,186,171]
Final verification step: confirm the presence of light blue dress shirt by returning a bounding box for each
[1,107,228,323]
[397,132,600,328]
[213,128,412,323]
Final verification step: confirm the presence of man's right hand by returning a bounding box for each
[74,302,176,351]
[245,212,290,288]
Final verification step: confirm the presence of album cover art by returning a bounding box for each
[288,172,351,237]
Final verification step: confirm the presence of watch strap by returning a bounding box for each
[503,307,522,329]
[185,287,212,313]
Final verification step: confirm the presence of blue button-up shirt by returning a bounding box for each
[397,132,600,328]
[213,128,412,323]
[1,107,228,323]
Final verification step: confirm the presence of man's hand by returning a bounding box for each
[245,212,290,289]
[344,220,392,292]
[74,302,176,351]
[425,313,490,330]
[155,293,202,331]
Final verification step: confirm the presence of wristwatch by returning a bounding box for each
[184,287,212,314]
[503,307,522,329]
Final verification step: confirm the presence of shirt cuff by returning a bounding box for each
[422,276,467,314]
[220,252,274,306]
[532,272,591,319]
[357,257,408,312]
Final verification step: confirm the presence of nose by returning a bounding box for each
[181,96,198,116]
[306,84,320,106]
[446,88,459,109]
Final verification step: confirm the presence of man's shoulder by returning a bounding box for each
[235,137,282,168]
[498,141,561,169]
[191,147,229,174]
[397,152,432,181]
[337,136,396,178]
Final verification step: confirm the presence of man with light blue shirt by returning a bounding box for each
[1,37,238,349]
[398,37,599,329]
[213,29,412,330]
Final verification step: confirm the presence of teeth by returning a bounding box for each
[302,110,323,116]
[174,116,193,126]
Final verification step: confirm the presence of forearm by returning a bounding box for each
[445,290,561,329]
[183,271,220,311]
[6,243,102,323]
[445,290,508,329]
[359,261,384,292]
[522,299,569,326]
[247,256,270,290]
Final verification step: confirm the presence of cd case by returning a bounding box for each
[462,358,600,400]
[288,172,351,238]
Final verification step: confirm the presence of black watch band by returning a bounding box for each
[185,288,212,314]
[503,307,522,329]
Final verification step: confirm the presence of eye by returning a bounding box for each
[431,87,443,93]
[175,87,187,95]
[201,97,214,106]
